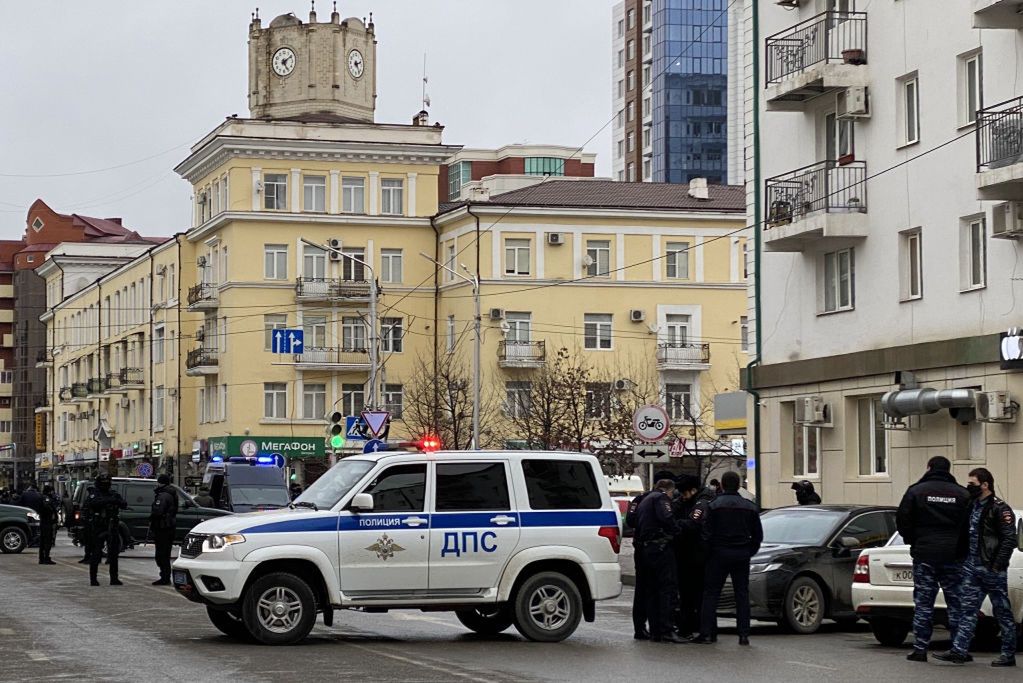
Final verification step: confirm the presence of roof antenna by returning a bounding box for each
[422,52,430,110]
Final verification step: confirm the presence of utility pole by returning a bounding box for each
[420,252,480,449]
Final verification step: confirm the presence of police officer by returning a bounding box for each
[633,478,684,643]
[84,473,127,586]
[791,480,821,505]
[935,468,1017,667]
[673,475,711,637]
[625,486,652,640]
[693,471,762,646]
[150,474,178,586]
[18,482,57,565]
[896,455,970,663]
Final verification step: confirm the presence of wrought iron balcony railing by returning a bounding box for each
[498,340,546,365]
[977,96,1023,172]
[766,11,867,85]
[765,160,867,226]
[186,348,219,370]
[655,342,711,366]
[187,283,218,307]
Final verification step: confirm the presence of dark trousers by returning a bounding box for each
[38,522,54,562]
[153,527,175,581]
[677,559,704,635]
[632,549,648,632]
[640,542,678,638]
[89,530,119,583]
[701,547,752,639]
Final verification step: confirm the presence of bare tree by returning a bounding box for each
[402,354,501,450]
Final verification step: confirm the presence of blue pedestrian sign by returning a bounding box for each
[363,439,387,454]
[272,328,304,354]
[345,416,367,441]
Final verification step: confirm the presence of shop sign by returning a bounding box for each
[153,441,164,456]
[1001,328,1023,370]
[208,435,325,460]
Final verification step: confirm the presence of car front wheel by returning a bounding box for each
[241,573,317,645]
[512,571,583,642]
[455,606,514,635]
[0,526,27,554]
[207,606,254,640]
[782,576,825,634]
[869,617,910,647]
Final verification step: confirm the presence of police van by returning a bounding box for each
[171,450,623,645]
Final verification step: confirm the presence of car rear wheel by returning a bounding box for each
[241,573,317,645]
[0,526,27,554]
[512,571,583,642]
[207,606,254,640]
[455,606,514,635]
[782,576,825,634]
[869,617,910,647]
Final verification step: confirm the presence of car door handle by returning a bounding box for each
[403,516,428,527]
[490,515,516,526]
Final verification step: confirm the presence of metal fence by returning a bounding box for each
[766,11,867,85]
[977,96,1023,171]
[186,348,219,370]
[765,160,867,226]
[498,340,546,363]
[295,277,371,300]
[187,283,218,306]
[656,342,711,365]
[295,346,370,366]
[120,367,144,385]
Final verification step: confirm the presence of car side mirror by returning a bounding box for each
[839,536,861,549]
[350,493,374,512]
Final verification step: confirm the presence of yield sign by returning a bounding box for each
[361,410,390,438]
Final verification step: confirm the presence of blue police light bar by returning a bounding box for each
[255,455,275,465]
[211,455,224,463]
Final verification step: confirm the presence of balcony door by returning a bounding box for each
[504,312,532,360]
[663,314,690,346]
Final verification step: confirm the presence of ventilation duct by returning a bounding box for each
[881,388,976,419]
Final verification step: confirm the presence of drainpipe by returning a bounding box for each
[429,215,441,419]
[175,235,183,484]
[466,203,483,447]
[744,0,764,508]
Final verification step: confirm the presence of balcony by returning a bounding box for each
[71,382,89,401]
[976,97,1023,201]
[59,386,72,403]
[186,347,219,376]
[34,397,51,414]
[765,11,868,110]
[764,160,868,252]
[498,341,546,369]
[104,371,126,394]
[295,277,372,303]
[294,346,371,371]
[973,0,1023,29]
[35,349,52,368]
[186,283,219,310]
[87,378,105,397]
[120,367,144,388]
[656,342,711,371]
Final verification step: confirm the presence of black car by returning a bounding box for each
[717,504,897,634]
[0,504,41,554]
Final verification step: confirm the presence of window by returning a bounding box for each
[446,315,456,353]
[627,8,635,29]
[665,383,691,422]
[642,34,650,58]
[794,424,820,477]
[617,18,624,38]
[381,248,403,283]
[642,96,651,118]
[617,49,624,70]
[381,317,403,352]
[586,240,611,277]
[264,244,288,280]
[627,70,635,91]
[342,316,367,351]
[740,316,749,352]
[664,314,690,345]
[362,464,426,512]
[444,243,456,282]
[435,462,510,512]
[960,51,982,126]
[584,313,612,350]
[666,242,690,279]
[341,248,366,281]
[617,79,623,99]
[627,162,636,181]
[643,2,651,25]
[627,40,635,61]
[642,128,650,150]
[303,383,326,420]
[616,139,624,159]
[900,229,923,300]
[837,513,892,549]
[505,381,531,418]
[505,312,531,343]
[961,216,986,290]
[263,383,287,419]
[153,326,165,363]
[341,383,365,416]
[263,173,287,210]
[303,175,326,212]
[643,65,651,87]
[448,161,472,200]
[524,157,565,176]
[626,132,635,153]
[585,383,611,418]
[380,178,404,215]
[822,248,854,313]
[383,383,404,419]
[626,101,635,122]
[900,76,920,145]
[303,314,327,348]
[825,112,855,160]
[264,314,287,351]
[504,238,531,276]
[858,397,888,476]
[342,176,365,213]
[154,387,165,431]
[303,245,327,279]
[521,459,601,510]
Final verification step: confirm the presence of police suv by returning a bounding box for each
[171,450,623,645]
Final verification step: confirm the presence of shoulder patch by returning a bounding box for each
[691,508,704,520]
[1003,510,1014,525]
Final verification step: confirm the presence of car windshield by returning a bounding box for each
[294,459,374,509]
[230,486,291,507]
[761,508,846,546]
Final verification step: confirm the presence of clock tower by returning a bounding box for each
[247,6,377,122]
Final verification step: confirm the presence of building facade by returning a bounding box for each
[442,145,596,202]
[747,1,1023,507]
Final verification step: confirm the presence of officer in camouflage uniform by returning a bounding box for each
[935,468,1017,667]
[896,455,971,662]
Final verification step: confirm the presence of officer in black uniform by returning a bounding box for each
[625,487,652,639]
[693,471,762,646]
[633,478,683,643]
[673,475,713,637]
[84,473,127,586]
[150,474,178,585]
[18,482,57,565]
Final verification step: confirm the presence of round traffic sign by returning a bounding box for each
[633,404,670,442]
[240,439,258,457]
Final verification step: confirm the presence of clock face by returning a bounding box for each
[271,47,296,77]
[348,49,365,79]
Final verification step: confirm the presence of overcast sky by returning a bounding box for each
[0,0,615,239]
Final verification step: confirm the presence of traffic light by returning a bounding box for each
[419,435,441,452]
[327,410,345,450]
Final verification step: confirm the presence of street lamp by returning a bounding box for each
[420,252,480,449]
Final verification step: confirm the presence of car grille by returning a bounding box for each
[180,533,205,558]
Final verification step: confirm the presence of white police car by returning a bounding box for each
[171,450,623,645]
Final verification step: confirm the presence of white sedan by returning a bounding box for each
[851,511,1023,647]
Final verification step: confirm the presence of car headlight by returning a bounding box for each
[201,533,246,553]
[750,562,783,574]
[26,511,40,521]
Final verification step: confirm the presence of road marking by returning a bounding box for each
[344,642,492,683]
[27,651,49,661]
[786,661,836,671]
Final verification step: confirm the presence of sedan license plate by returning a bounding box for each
[892,569,913,582]
[172,570,188,586]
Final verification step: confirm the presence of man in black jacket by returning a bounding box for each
[935,468,1017,667]
[693,471,762,646]
[896,455,970,662]
[18,482,56,565]
[673,476,712,637]
[150,474,178,586]
[632,479,683,643]
[85,473,127,586]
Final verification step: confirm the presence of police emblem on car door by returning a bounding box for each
[366,534,405,560]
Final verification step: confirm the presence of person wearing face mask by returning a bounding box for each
[934,468,1017,667]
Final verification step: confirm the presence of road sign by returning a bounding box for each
[361,410,390,438]
[633,405,670,442]
[632,443,670,464]
[363,439,387,454]
[669,438,687,458]
[136,462,154,478]
[272,328,304,354]
[345,416,367,441]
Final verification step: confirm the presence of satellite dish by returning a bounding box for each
[499,321,511,334]
[582,254,594,267]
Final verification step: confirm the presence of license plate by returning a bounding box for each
[173,570,188,586]
[892,569,913,582]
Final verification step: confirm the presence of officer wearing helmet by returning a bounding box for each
[84,473,127,586]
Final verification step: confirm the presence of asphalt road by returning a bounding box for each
[0,535,1012,683]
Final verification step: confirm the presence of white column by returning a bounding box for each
[329,170,340,214]
[290,168,301,212]
[491,229,502,280]
[368,171,380,216]
[407,172,418,217]
[730,237,739,282]
[695,236,704,282]
[534,229,544,280]
[616,233,626,281]
[251,168,262,211]
[651,234,661,281]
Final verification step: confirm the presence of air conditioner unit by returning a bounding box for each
[119,397,130,409]
[836,87,870,119]
[613,379,631,391]
[328,250,343,261]
[630,309,646,323]
[328,238,342,250]
[547,232,565,245]
[976,391,1016,423]
[794,395,829,424]
[156,265,167,276]
[196,256,207,267]
[489,308,505,321]
[992,202,1023,239]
